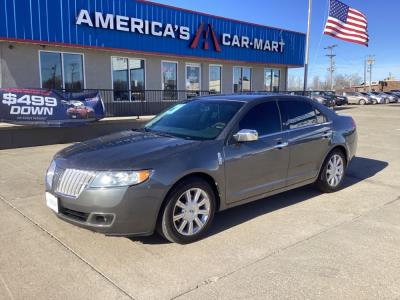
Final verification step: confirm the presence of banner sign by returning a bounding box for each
[0,0,305,66]
[0,89,105,127]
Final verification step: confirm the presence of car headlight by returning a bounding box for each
[90,170,151,188]
[46,160,57,188]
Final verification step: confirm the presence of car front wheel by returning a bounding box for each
[315,150,347,193]
[158,178,216,244]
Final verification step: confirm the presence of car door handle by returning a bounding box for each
[274,142,289,149]
[322,131,333,139]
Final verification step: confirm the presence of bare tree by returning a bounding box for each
[333,73,362,90]
[288,75,303,91]
[311,76,321,90]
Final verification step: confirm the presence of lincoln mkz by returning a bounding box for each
[46,94,357,244]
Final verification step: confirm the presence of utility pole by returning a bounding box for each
[324,45,337,91]
[366,55,375,92]
[364,57,367,91]
[303,0,312,94]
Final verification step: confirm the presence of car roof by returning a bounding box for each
[192,93,309,103]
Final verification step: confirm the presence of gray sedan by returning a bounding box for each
[46,95,357,244]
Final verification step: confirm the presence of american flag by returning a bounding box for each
[324,0,369,46]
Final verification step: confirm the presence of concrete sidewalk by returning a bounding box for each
[0,104,399,300]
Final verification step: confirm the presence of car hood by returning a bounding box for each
[55,130,199,170]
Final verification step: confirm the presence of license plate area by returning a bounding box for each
[46,192,59,213]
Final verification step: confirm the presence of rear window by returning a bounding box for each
[279,100,317,129]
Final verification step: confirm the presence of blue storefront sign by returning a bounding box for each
[0,0,305,66]
[0,88,105,127]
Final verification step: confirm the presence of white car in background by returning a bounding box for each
[360,92,387,104]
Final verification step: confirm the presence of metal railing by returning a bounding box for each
[58,89,217,117]
[58,89,312,118]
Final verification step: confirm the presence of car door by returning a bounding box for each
[346,93,357,104]
[278,99,332,186]
[223,100,290,204]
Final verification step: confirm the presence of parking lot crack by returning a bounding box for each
[0,273,15,300]
[0,195,136,300]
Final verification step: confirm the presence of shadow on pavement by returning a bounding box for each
[132,156,388,244]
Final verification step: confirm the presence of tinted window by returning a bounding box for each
[40,52,63,89]
[316,109,327,124]
[239,101,281,136]
[280,100,317,129]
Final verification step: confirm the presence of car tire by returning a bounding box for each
[358,99,366,105]
[315,149,347,193]
[158,177,216,244]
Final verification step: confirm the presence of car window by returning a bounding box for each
[316,109,328,124]
[279,100,317,129]
[145,100,243,140]
[239,101,281,136]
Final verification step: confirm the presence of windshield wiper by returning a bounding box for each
[147,129,177,138]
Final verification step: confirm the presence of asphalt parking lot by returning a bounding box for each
[0,104,399,300]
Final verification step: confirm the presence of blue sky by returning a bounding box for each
[150,0,400,83]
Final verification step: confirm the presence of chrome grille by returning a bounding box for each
[56,169,96,198]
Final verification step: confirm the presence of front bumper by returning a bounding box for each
[47,180,165,236]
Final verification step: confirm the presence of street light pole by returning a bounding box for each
[303,0,312,94]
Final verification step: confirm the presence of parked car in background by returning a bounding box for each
[360,92,389,104]
[310,92,336,107]
[343,92,372,105]
[45,94,357,244]
[311,91,348,106]
[369,92,390,104]
[390,91,400,99]
[382,92,400,103]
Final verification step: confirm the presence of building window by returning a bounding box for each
[186,64,201,91]
[209,65,222,94]
[264,68,281,92]
[162,61,178,100]
[233,67,252,93]
[112,57,145,101]
[40,51,84,91]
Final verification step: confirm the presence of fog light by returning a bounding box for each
[89,213,114,226]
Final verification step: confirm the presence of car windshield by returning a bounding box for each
[144,100,244,140]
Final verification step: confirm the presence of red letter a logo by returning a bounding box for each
[190,23,221,52]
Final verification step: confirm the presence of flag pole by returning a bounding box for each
[303,0,312,94]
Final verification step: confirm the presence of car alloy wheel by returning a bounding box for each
[172,188,211,236]
[315,149,347,193]
[158,177,216,244]
[326,154,344,188]
[359,99,366,105]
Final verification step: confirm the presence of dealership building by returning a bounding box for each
[0,0,305,115]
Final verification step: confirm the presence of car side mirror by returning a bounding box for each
[233,129,259,142]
